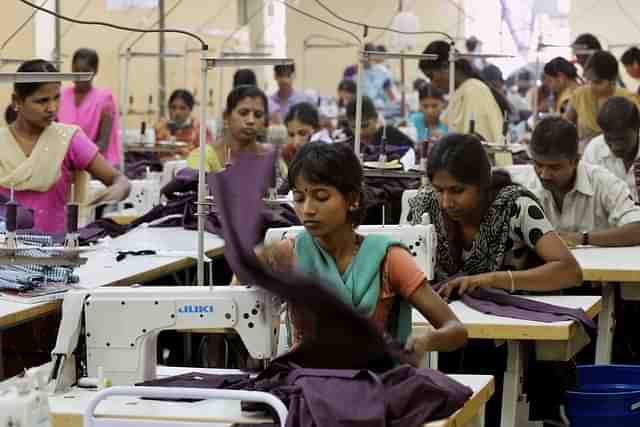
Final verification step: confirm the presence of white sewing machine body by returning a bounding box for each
[55,286,280,387]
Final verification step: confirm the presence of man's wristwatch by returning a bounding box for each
[581,231,590,246]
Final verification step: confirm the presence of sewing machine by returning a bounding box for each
[51,285,281,388]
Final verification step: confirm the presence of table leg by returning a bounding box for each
[501,341,522,427]
[596,282,615,364]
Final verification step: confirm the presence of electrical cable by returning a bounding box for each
[1,0,49,52]
[17,0,207,49]
[275,0,360,44]
[312,0,454,42]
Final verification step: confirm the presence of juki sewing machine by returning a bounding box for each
[50,285,281,388]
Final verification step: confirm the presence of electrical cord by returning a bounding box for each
[312,0,455,43]
[18,0,208,49]
[275,0,361,44]
[1,0,49,51]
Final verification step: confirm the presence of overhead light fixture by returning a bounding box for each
[0,72,93,83]
[203,56,291,68]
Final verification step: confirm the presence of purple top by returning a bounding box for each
[0,129,98,233]
[269,89,311,117]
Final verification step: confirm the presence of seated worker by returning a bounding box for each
[258,141,467,362]
[419,40,508,142]
[409,83,448,143]
[583,97,640,201]
[406,133,581,427]
[343,43,396,107]
[344,96,414,162]
[515,116,640,247]
[268,64,310,124]
[0,59,130,233]
[544,57,581,114]
[565,51,640,145]
[621,47,640,95]
[155,89,213,160]
[187,85,286,177]
[407,133,581,295]
[281,102,332,166]
[233,68,257,87]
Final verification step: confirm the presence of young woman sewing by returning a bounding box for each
[281,102,332,166]
[259,142,467,365]
[0,59,130,233]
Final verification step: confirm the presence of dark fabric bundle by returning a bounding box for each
[124,152,163,179]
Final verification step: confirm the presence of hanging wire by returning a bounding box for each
[615,0,640,36]
[60,0,93,39]
[312,0,455,43]
[17,0,207,49]
[275,0,360,44]
[1,0,49,52]
[127,0,186,50]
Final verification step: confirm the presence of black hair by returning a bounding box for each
[13,59,59,99]
[574,33,602,51]
[427,133,512,201]
[284,102,320,130]
[621,47,640,66]
[376,44,387,52]
[364,42,377,52]
[530,116,579,160]
[337,79,357,94]
[72,48,99,72]
[345,96,377,120]
[465,36,479,53]
[584,50,619,81]
[597,96,640,132]
[288,141,366,226]
[413,78,428,91]
[274,64,295,76]
[224,85,269,120]
[419,40,511,118]
[418,83,445,101]
[168,89,195,110]
[4,105,17,125]
[233,68,257,87]
[481,64,504,84]
[543,57,579,80]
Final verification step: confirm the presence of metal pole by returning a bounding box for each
[197,52,208,286]
[54,0,61,63]
[158,0,167,118]
[353,46,365,161]
[121,50,131,172]
[448,43,456,100]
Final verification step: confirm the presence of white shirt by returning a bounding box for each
[582,134,640,202]
[511,163,640,232]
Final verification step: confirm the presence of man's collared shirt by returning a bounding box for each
[512,162,640,232]
[269,89,311,118]
[582,134,640,202]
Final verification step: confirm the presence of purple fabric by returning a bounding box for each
[209,150,411,369]
[433,275,596,334]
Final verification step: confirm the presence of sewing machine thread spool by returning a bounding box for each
[66,203,79,235]
[6,201,17,233]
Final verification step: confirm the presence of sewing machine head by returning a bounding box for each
[52,285,280,387]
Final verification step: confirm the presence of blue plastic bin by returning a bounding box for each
[566,365,640,426]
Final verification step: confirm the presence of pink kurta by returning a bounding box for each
[58,86,121,167]
[0,129,98,233]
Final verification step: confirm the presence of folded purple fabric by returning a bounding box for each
[209,150,411,369]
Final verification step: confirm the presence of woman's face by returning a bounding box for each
[420,97,445,124]
[71,58,95,92]
[169,97,192,124]
[292,175,357,239]
[225,96,266,145]
[431,169,483,223]
[14,83,60,130]
[338,90,355,107]
[287,119,315,148]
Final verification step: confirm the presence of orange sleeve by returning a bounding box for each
[385,246,426,300]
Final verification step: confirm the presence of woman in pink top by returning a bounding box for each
[0,59,130,233]
[58,48,122,167]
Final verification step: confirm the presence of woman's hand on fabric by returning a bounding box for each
[404,327,436,367]
[438,272,498,301]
